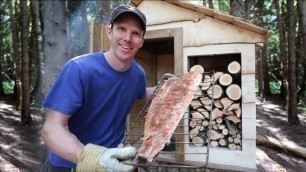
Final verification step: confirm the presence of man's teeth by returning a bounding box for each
[121,45,131,50]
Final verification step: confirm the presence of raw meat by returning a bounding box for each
[137,65,204,162]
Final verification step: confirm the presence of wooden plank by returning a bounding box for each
[101,26,111,51]
[89,20,102,53]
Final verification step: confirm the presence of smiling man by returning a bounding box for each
[41,4,153,172]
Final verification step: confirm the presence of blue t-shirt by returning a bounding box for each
[42,52,146,168]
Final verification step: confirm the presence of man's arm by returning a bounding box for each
[41,109,84,163]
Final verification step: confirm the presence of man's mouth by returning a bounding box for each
[120,44,132,50]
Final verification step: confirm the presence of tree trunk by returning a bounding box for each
[0,6,5,96]
[262,44,272,96]
[275,0,289,109]
[8,0,22,109]
[208,0,214,9]
[41,1,70,104]
[230,0,238,17]
[20,0,32,124]
[245,0,252,20]
[297,0,306,95]
[287,0,300,124]
[256,50,263,95]
[29,0,41,104]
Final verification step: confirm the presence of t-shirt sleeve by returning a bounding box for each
[42,60,84,115]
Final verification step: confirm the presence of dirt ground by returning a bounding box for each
[0,95,306,172]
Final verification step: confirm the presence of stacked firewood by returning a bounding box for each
[188,61,242,150]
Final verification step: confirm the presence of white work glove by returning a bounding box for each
[76,143,136,172]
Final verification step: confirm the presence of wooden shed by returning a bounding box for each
[89,0,272,171]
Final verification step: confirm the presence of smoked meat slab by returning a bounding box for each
[137,65,204,162]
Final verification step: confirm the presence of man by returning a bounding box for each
[41,4,154,171]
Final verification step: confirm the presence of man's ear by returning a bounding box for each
[139,37,145,48]
[105,25,112,40]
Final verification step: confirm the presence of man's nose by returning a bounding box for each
[123,33,132,42]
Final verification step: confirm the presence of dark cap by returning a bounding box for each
[109,4,147,32]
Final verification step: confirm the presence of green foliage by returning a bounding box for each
[269,81,281,95]
[2,81,14,94]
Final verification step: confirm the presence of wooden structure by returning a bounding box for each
[89,0,272,171]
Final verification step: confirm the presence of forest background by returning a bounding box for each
[0,0,306,171]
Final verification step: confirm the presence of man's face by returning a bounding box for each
[108,14,145,63]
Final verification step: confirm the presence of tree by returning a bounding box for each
[297,0,306,95]
[208,0,213,9]
[0,3,5,96]
[262,44,272,95]
[8,0,22,108]
[245,0,252,20]
[41,0,70,104]
[230,0,238,17]
[287,0,300,124]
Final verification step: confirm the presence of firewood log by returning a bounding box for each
[219,73,233,86]
[211,141,219,147]
[236,133,241,139]
[191,100,202,109]
[211,108,223,120]
[225,119,238,135]
[212,124,219,130]
[226,84,242,101]
[218,124,226,130]
[212,72,224,83]
[201,75,211,91]
[228,143,237,150]
[204,105,212,111]
[228,61,241,75]
[210,130,224,140]
[234,108,242,118]
[191,112,205,121]
[236,145,242,150]
[200,97,212,105]
[216,117,223,124]
[202,120,209,127]
[213,100,223,109]
[234,138,241,144]
[238,123,242,129]
[192,136,204,146]
[225,114,241,124]
[219,138,227,146]
[222,128,229,136]
[190,127,199,139]
[220,97,234,109]
[222,109,234,116]
[193,87,202,99]
[227,103,240,111]
[190,119,198,128]
[207,84,223,99]
[228,136,234,143]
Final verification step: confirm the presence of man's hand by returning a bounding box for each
[76,144,136,172]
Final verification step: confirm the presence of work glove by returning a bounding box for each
[76,143,136,172]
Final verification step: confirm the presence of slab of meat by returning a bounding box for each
[137,65,204,162]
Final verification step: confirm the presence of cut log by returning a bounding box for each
[200,97,212,105]
[222,128,229,136]
[192,136,204,146]
[218,124,226,130]
[222,109,234,116]
[198,125,204,131]
[201,75,211,91]
[257,135,306,160]
[212,72,224,83]
[213,100,223,108]
[202,120,209,127]
[226,84,242,101]
[211,141,219,147]
[193,87,202,99]
[211,108,223,120]
[234,138,241,144]
[236,133,241,139]
[189,127,199,139]
[219,73,233,86]
[190,120,198,128]
[227,103,240,111]
[225,114,241,124]
[234,108,242,118]
[219,138,227,146]
[191,100,202,109]
[228,136,234,143]
[228,61,241,75]
[225,119,238,135]
[207,84,223,99]
[236,145,242,150]
[191,112,205,121]
[210,130,224,140]
[220,97,234,110]
[212,124,219,130]
[204,105,212,111]
[228,143,237,150]
[216,117,223,124]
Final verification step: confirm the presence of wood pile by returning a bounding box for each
[188,61,242,150]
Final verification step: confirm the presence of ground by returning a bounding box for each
[0,95,305,172]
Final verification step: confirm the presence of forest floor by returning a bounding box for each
[0,95,306,172]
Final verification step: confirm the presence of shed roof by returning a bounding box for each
[129,0,273,40]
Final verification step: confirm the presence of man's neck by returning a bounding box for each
[104,51,131,72]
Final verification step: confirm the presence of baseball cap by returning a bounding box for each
[109,4,147,32]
